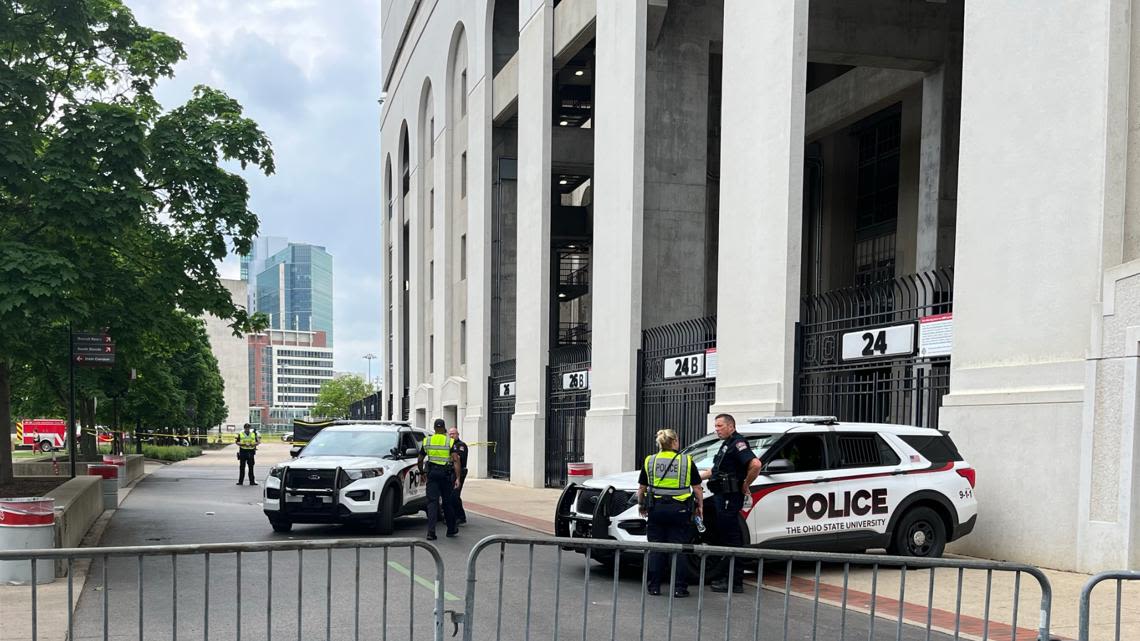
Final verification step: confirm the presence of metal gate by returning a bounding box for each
[796,269,953,428]
[487,359,515,479]
[636,316,717,464]
[545,345,590,487]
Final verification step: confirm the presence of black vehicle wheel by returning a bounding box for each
[889,507,946,558]
[374,489,396,535]
[270,518,293,533]
[38,441,53,453]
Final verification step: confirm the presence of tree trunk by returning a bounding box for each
[78,397,97,460]
[0,359,14,485]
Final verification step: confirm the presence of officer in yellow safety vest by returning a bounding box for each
[638,428,703,598]
[417,418,462,540]
[235,423,261,486]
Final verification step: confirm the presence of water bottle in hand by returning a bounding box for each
[694,515,706,533]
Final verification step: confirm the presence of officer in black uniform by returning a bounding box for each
[447,426,469,524]
[417,418,462,540]
[700,413,761,593]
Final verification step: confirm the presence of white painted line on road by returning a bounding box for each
[386,560,460,601]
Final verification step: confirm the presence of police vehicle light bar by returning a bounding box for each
[747,416,838,425]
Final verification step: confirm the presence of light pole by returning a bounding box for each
[363,353,377,389]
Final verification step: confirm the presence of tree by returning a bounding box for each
[312,375,375,419]
[0,0,273,482]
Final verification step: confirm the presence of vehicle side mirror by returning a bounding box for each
[763,459,794,474]
[405,447,420,458]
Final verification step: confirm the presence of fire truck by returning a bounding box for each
[16,419,69,452]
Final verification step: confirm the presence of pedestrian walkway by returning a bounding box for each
[460,477,1138,641]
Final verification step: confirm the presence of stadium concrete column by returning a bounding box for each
[939,0,1126,571]
[583,0,647,477]
[510,0,553,488]
[464,40,493,478]
[710,0,808,420]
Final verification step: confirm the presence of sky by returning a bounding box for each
[130,0,384,381]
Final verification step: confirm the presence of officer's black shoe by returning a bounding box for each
[250,482,258,486]
[236,482,243,485]
[426,532,437,541]
[673,589,690,598]
[457,518,467,525]
[446,529,459,537]
[646,586,661,596]
[710,580,743,594]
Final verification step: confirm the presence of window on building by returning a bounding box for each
[429,118,434,158]
[460,320,466,364]
[460,234,467,280]
[853,108,901,286]
[460,70,467,116]
[429,335,434,373]
[460,152,467,198]
[429,260,434,299]
[429,189,434,228]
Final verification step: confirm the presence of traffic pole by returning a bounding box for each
[68,323,76,478]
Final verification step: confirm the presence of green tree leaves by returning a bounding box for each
[312,375,375,420]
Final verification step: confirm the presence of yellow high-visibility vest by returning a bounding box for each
[238,432,259,450]
[644,451,693,502]
[424,434,454,466]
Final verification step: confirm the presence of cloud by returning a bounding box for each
[130,0,385,379]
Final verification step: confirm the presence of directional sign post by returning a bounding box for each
[69,329,116,477]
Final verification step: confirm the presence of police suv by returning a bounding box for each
[262,421,429,534]
[554,417,977,558]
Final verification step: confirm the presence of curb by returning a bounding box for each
[463,501,555,535]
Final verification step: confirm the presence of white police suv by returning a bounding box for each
[555,417,977,558]
[262,421,429,534]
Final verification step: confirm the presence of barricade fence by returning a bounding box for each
[13,534,1140,641]
[0,538,446,641]
[1078,571,1140,641]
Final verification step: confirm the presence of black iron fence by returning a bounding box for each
[636,316,717,464]
[488,359,516,480]
[348,392,382,421]
[546,345,591,487]
[796,269,953,428]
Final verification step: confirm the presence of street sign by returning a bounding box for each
[74,353,115,366]
[74,344,114,355]
[72,333,113,345]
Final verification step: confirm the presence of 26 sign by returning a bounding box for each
[562,371,589,390]
[840,324,915,362]
[664,352,705,379]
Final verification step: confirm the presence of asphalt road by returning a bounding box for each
[67,447,958,641]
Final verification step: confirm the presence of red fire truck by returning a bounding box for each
[16,419,69,452]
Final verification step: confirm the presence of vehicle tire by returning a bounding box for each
[374,489,396,535]
[38,441,53,453]
[889,507,947,558]
[270,519,293,533]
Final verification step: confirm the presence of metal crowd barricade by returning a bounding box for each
[461,535,1054,641]
[0,537,446,641]
[1078,570,1140,641]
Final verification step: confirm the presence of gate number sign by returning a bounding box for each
[562,371,590,390]
[664,352,706,379]
[498,381,516,397]
[840,323,916,362]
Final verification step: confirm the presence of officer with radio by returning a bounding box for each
[638,429,703,597]
[418,418,462,540]
[700,413,761,593]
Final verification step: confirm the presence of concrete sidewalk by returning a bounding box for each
[460,477,1134,641]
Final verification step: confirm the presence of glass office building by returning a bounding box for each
[255,243,335,346]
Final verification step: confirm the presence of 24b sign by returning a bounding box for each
[664,352,705,379]
[840,323,915,362]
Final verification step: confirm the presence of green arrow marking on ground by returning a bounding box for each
[387,560,460,601]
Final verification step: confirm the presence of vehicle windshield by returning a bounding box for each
[300,430,399,458]
[682,433,779,469]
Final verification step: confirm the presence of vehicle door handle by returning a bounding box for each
[812,477,827,483]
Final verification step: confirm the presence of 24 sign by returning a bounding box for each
[664,352,705,379]
[840,324,915,362]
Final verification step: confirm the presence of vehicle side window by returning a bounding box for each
[400,433,419,456]
[768,434,828,473]
[899,434,962,464]
[835,433,900,468]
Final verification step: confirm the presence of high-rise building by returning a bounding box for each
[248,329,334,430]
[240,235,289,313]
[202,278,250,432]
[255,243,335,346]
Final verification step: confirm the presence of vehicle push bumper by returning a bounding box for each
[555,483,617,540]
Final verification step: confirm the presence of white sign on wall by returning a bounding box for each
[562,370,590,390]
[705,348,717,379]
[841,323,916,362]
[498,381,516,397]
[664,353,705,379]
[918,313,953,358]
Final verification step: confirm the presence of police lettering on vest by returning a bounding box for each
[425,434,454,467]
[643,451,693,502]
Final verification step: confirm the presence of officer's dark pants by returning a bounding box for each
[425,467,457,535]
[711,494,745,587]
[646,500,693,591]
[450,469,468,522]
[237,450,255,484]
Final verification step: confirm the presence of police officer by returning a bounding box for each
[638,429,703,598]
[447,427,469,525]
[700,413,760,593]
[418,418,461,540]
[235,423,261,486]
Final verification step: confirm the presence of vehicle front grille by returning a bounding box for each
[575,489,602,514]
[285,468,336,491]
